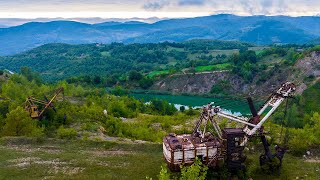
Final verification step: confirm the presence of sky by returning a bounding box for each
[0,0,319,21]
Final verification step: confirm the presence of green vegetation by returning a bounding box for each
[147,70,170,78]
[0,68,197,143]
[0,41,251,82]
[230,46,304,83]
[0,137,318,180]
[1,107,43,137]
[57,126,78,139]
[0,66,318,179]
[0,137,163,179]
[0,41,319,179]
[210,80,233,95]
[180,158,208,180]
[0,41,317,96]
[270,82,320,154]
[194,63,231,72]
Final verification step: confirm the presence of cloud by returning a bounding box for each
[178,0,205,6]
[1,0,320,18]
[143,1,169,10]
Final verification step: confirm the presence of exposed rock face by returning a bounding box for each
[153,71,233,94]
[151,51,320,97]
[151,70,289,97]
[295,51,320,77]
[293,51,320,93]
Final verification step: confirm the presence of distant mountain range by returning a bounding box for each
[1,14,320,55]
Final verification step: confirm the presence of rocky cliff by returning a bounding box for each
[151,51,320,97]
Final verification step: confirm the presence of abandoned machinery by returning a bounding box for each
[163,82,296,172]
[24,87,64,119]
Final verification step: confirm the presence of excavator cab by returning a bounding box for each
[29,105,40,118]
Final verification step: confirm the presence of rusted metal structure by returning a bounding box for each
[163,82,296,172]
[25,87,64,119]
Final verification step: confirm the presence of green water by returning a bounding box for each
[131,93,254,115]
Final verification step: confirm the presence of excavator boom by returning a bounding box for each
[24,87,64,119]
[163,82,296,173]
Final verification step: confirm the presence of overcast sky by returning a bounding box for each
[0,0,319,19]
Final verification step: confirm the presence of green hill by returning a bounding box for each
[0,40,251,81]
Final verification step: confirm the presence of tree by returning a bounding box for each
[180,106,186,112]
[139,77,154,89]
[106,75,118,86]
[1,107,43,137]
[0,101,10,119]
[111,86,128,96]
[93,75,102,84]
[150,99,177,115]
[20,67,42,84]
[128,70,143,81]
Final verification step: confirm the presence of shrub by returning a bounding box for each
[111,86,129,96]
[57,126,77,139]
[179,106,186,112]
[185,107,197,116]
[1,107,44,137]
[150,99,177,115]
[158,165,171,180]
[210,80,232,95]
[180,158,208,180]
[139,78,154,89]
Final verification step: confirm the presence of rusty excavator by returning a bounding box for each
[163,82,296,174]
[24,87,64,119]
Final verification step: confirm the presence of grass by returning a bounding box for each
[195,63,232,72]
[246,151,320,179]
[147,70,170,78]
[0,137,163,180]
[0,137,319,180]
[259,54,283,66]
[100,51,110,56]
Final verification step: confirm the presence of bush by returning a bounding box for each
[210,80,232,95]
[111,86,129,96]
[1,107,44,137]
[150,99,177,115]
[139,78,154,89]
[128,70,143,81]
[57,126,77,139]
[180,158,208,180]
[185,107,197,116]
[158,165,171,180]
[179,106,185,112]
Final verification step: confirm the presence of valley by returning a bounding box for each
[1,0,320,179]
[0,40,319,179]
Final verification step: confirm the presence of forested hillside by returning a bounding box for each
[1,14,320,55]
[0,40,251,82]
[1,40,317,98]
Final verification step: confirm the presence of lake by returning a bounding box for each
[130,93,258,116]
